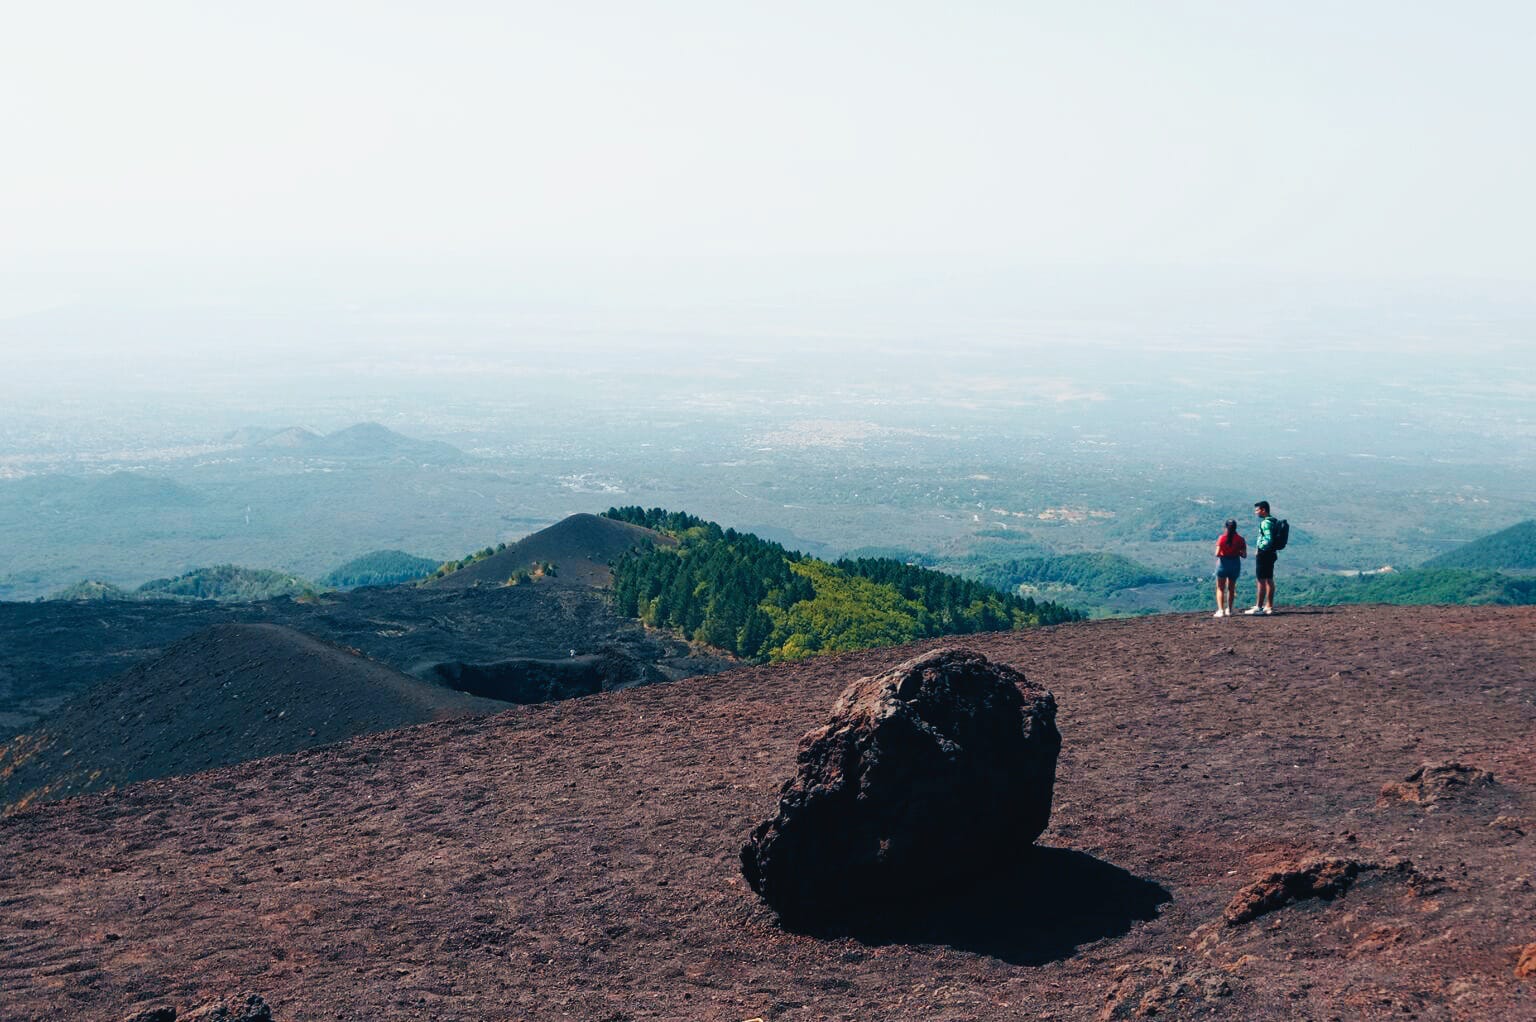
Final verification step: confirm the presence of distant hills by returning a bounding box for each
[968,553,1171,599]
[1169,566,1536,612]
[230,422,465,462]
[251,425,322,449]
[1423,519,1536,571]
[1298,568,1536,606]
[955,520,1536,617]
[47,565,317,603]
[320,549,442,589]
[1113,498,1308,547]
[49,552,446,600]
[45,580,135,601]
[0,623,501,813]
[1146,518,1536,613]
[0,421,474,600]
[7,472,205,514]
[136,564,316,601]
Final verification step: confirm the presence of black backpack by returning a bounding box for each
[1270,518,1290,551]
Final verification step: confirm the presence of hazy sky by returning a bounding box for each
[3,2,1535,318]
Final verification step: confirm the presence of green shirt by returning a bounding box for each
[1256,516,1275,552]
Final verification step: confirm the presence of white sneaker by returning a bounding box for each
[1262,606,1273,615]
[1224,608,1234,617]
[1243,606,1263,615]
[1214,611,1225,618]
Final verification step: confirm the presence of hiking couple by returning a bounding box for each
[1213,500,1283,617]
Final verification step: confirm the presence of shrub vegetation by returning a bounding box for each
[604,506,1080,662]
[321,550,442,588]
[429,542,507,580]
[963,553,1170,599]
[134,565,318,602]
[1422,520,1536,571]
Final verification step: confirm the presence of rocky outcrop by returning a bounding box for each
[127,995,273,1022]
[740,647,1059,923]
[1225,857,1376,925]
[1379,761,1495,805]
[429,649,664,704]
[1099,957,1234,1020]
[123,1009,176,1022]
[184,994,273,1022]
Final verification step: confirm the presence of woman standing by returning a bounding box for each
[1213,518,1247,617]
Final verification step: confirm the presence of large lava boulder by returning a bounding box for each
[740,647,1060,923]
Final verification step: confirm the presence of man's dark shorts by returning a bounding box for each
[1256,549,1277,581]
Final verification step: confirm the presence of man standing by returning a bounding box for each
[1245,500,1277,615]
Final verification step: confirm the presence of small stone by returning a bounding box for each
[1197,973,1233,999]
[184,994,272,1022]
[1491,816,1530,837]
[124,1009,176,1022]
[1516,943,1536,980]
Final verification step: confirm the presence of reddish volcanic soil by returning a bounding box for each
[3,605,1535,1021]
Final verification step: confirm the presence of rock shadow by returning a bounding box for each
[793,845,1171,966]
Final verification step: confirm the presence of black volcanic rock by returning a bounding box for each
[0,577,735,741]
[431,650,665,704]
[184,994,272,1022]
[0,623,502,812]
[740,647,1060,924]
[123,1008,176,1022]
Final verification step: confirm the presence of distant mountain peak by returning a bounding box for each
[252,426,322,448]
[231,422,464,461]
[326,421,395,440]
[314,423,462,460]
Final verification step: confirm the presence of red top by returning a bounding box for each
[1216,532,1247,558]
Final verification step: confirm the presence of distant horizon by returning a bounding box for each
[1,4,1531,602]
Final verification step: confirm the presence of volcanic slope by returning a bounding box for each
[429,512,675,588]
[1424,518,1536,570]
[0,574,731,737]
[3,606,1535,1020]
[0,623,501,813]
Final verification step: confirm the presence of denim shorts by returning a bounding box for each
[1215,556,1242,580]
